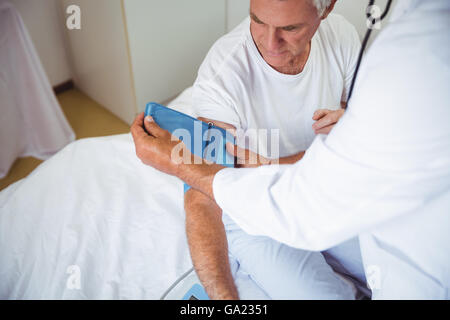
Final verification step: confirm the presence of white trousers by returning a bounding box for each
[223,213,364,299]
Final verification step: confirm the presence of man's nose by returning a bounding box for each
[266,27,283,52]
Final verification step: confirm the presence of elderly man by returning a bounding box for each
[141,0,363,299]
[186,0,362,299]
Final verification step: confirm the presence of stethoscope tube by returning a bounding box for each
[347,0,393,104]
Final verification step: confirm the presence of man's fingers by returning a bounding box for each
[313,109,345,131]
[315,124,334,135]
[144,116,171,138]
[226,142,239,157]
[312,109,331,121]
[312,112,338,130]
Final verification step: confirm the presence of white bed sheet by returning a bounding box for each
[0,133,191,299]
[0,87,269,299]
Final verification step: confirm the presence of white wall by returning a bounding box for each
[227,0,250,32]
[123,0,226,112]
[61,0,137,124]
[333,0,392,44]
[11,0,72,86]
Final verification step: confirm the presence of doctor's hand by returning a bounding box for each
[226,143,306,167]
[226,143,271,168]
[312,108,345,135]
[131,112,195,177]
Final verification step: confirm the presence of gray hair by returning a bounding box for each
[312,0,333,17]
[277,0,333,17]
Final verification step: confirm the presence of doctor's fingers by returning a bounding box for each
[131,113,157,163]
[226,143,263,167]
[144,116,172,139]
[226,142,255,160]
[131,112,154,142]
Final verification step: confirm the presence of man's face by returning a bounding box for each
[250,0,322,69]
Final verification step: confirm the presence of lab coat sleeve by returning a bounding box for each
[213,132,450,251]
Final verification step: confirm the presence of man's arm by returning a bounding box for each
[184,189,239,300]
[184,117,239,300]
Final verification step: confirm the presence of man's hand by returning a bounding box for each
[131,112,192,177]
[131,112,223,200]
[312,108,345,135]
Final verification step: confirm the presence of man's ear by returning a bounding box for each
[321,0,337,20]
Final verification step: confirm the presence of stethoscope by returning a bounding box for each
[347,0,393,103]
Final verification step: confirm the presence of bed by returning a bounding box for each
[0,88,272,299]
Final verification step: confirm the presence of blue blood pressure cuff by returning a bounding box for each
[145,102,235,192]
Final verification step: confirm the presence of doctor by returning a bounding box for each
[131,0,450,299]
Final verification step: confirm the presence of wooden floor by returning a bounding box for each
[0,89,130,191]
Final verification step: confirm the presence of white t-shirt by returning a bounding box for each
[192,14,361,157]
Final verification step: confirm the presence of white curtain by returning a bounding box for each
[0,1,75,178]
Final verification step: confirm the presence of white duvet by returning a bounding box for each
[0,133,192,299]
[0,89,269,299]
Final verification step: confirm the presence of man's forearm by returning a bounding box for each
[185,189,239,300]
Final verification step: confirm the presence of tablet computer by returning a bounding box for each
[145,102,235,192]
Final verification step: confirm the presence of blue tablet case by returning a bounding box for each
[145,102,235,192]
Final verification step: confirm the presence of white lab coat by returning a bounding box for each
[212,0,450,299]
